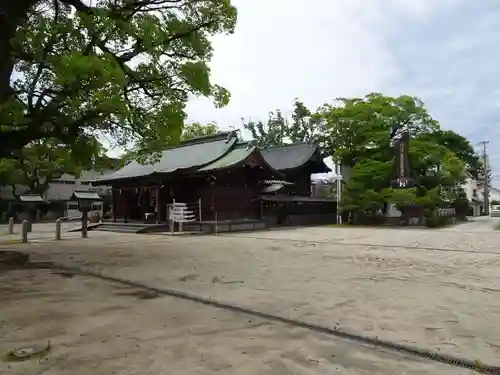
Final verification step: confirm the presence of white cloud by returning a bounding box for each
[185,0,465,132]
[186,0,400,129]
[387,0,459,20]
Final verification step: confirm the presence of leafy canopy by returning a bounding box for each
[244,109,287,147]
[244,99,326,152]
[181,122,219,141]
[318,93,475,221]
[318,93,439,165]
[0,136,112,196]
[121,121,220,163]
[0,0,237,158]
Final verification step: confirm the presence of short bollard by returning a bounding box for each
[55,219,61,240]
[8,217,14,234]
[21,220,28,243]
[81,213,88,239]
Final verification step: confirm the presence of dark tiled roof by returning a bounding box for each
[71,188,102,201]
[261,143,330,172]
[199,144,285,177]
[94,132,238,182]
[198,143,255,171]
[93,135,329,183]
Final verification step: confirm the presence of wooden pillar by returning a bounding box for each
[159,184,166,222]
[123,190,128,223]
[211,183,216,221]
[156,183,160,224]
[111,189,117,222]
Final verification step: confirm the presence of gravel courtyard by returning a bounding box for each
[2,224,500,374]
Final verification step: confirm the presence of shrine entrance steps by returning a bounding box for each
[93,221,169,234]
[91,218,267,234]
[183,218,266,234]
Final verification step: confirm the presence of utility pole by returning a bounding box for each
[335,160,342,224]
[480,140,490,215]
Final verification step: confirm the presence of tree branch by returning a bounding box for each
[27,0,60,110]
[59,0,91,13]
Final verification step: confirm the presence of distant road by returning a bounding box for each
[440,215,500,232]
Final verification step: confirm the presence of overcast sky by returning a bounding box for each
[183,0,500,183]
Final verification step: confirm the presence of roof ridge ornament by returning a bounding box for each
[225,130,240,143]
[180,131,235,146]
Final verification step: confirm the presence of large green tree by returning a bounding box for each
[318,93,440,166]
[0,0,237,159]
[418,130,480,178]
[244,99,327,152]
[319,93,472,223]
[0,136,108,197]
[244,109,287,147]
[181,122,219,141]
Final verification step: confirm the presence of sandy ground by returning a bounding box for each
[2,224,500,374]
[0,268,469,375]
[438,215,500,232]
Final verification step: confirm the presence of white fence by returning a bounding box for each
[437,208,456,217]
[167,199,202,233]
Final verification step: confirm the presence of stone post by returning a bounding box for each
[82,210,88,238]
[8,217,14,234]
[55,219,61,240]
[21,220,28,243]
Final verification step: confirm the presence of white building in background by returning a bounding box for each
[311,162,345,198]
[462,177,484,216]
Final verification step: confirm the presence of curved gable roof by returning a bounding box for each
[198,144,284,177]
[198,144,256,172]
[95,132,237,182]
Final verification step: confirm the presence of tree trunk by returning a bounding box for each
[10,184,20,200]
[0,130,37,159]
[0,0,38,157]
[0,0,35,104]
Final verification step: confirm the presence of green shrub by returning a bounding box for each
[425,214,450,228]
